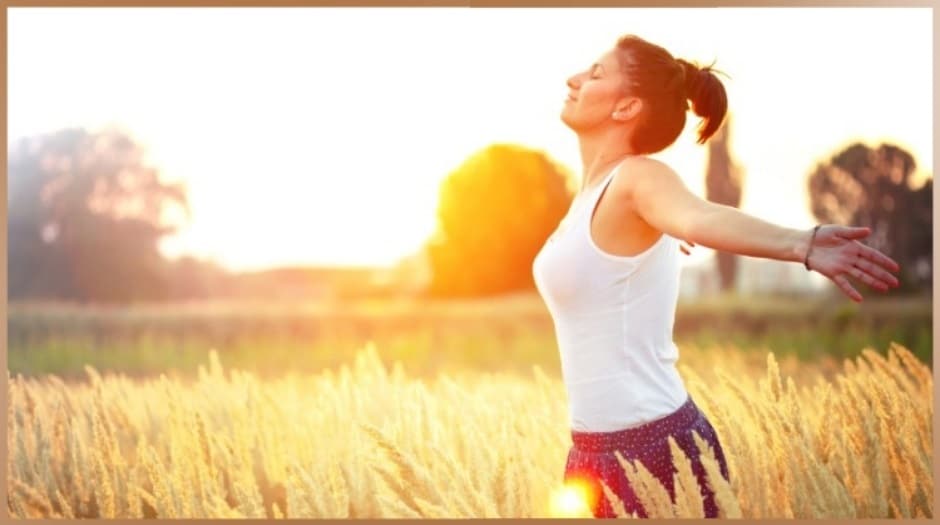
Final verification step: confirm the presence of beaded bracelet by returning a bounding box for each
[803,224,821,271]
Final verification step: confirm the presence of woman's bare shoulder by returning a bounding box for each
[612,155,677,197]
[619,155,674,173]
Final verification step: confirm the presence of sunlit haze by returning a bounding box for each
[9,7,932,271]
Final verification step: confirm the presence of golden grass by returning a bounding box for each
[5,340,933,518]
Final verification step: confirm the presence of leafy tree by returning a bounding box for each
[8,127,190,302]
[807,142,932,293]
[425,144,575,296]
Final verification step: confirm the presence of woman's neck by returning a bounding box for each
[576,129,638,192]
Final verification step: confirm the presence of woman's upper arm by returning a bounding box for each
[623,158,715,242]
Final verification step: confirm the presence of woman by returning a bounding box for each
[532,34,901,519]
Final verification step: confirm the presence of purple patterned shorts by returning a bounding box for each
[563,394,731,518]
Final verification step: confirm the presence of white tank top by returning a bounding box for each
[532,160,689,432]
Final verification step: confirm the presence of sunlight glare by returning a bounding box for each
[549,479,594,518]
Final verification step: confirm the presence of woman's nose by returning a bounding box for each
[567,75,579,90]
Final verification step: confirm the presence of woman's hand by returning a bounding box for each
[806,225,901,303]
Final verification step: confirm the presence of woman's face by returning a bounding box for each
[560,48,630,132]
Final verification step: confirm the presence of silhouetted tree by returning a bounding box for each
[807,142,932,294]
[704,114,745,292]
[8,127,190,302]
[425,144,575,297]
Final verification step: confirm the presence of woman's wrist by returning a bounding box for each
[791,226,816,267]
[802,225,821,270]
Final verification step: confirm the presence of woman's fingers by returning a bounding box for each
[833,274,863,302]
[847,265,890,292]
[854,258,900,288]
[860,244,901,273]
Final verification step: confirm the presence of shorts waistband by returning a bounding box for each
[570,394,699,453]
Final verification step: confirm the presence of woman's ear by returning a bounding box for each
[612,97,643,122]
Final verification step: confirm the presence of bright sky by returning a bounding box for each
[9,7,933,272]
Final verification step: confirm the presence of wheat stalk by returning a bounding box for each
[666,435,705,518]
[691,431,742,518]
[598,478,629,518]
[614,450,675,518]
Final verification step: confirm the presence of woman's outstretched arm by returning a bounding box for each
[620,156,901,302]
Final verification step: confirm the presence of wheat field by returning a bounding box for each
[6,341,933,519]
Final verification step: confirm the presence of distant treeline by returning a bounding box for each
[8,125,931,303]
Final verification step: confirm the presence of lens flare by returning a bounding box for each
[549,478,594,518]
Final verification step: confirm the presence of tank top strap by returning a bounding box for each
[593,166,619,199]
[581,159,625,216]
